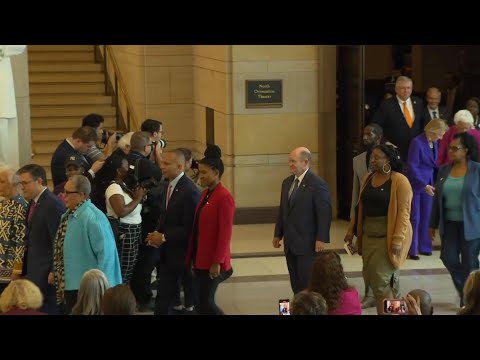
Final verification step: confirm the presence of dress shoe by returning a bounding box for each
[361,297,376,309]
[407,255,420,260]
[419,252,432,256]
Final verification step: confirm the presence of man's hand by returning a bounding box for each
[209,263,220,279]
[344,231,353,245]
[48,272,55,285]
[272,237,282,248]
[146,231,165,248]
[315,240,327,252]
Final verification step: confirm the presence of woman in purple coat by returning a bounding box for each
[404,119,448,259]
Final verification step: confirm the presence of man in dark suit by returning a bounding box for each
[372,76,424,162]
[146,149,200,315]
[273,147,332,294]
[50,126,105,187]
[17,164,65,314]
[423,87,450,125]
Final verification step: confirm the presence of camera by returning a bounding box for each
[138,177,158,190]
[279,299,290,315]
[152,139,167,149]
[101,129,124,145]
[383,299,407,314]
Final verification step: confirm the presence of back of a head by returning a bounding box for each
[82,113,104,129]
[0,279,43,312]
[130,131,151,152]
[140,119,162,135]
[102,284,136,315]
[199,144,224,177]
[407,289,433,315]
[460,270,480,315]
[71,269,110,315]
[291,291,328,315]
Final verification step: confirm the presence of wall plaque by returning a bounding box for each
[246,80,283,108]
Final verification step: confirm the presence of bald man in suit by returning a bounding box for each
[273,147,332,294]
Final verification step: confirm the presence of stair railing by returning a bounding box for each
[94,45,140,132]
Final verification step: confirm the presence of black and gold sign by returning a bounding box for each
[246,80,283,108]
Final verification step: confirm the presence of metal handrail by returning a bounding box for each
[95,45,140,132]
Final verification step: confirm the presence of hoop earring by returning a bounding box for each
[382,163,391,174]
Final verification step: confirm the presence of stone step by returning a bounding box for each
[29,63,102,73]
[30,82,105,94]
[31,105,116,118]
[28,51,95,62]
[28,45,95,52]
[31,116,116,130]
[30,94,112,106]
[29,72,104,83]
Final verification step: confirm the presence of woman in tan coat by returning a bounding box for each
[347,144,413,314]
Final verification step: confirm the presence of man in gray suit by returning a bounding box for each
[273,147,332,294]
[344,124,383,309]
[18,164,65,314]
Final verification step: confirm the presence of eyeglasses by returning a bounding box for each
[19,180,35,187]
[65,191,81,195]
[448,146,464,152]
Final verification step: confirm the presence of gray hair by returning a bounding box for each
[300,150,312,164]
[117,132,134,151]
[0,165,19,186]
[71,269,110,315]
[70,175,91,197]
[396,76,413,86]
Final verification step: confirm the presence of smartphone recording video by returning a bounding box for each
[279,299,290,315]
[383,299,407,314]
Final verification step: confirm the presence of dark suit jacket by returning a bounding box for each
[423,105,449,124]
[23,189,65,294]
[157,174,200,265]
[372,96,424,162]
[274,169,332,255]
[185,182,235,272]
[404,133,438,193]
[51,140,93,187]
[430,160,480,241]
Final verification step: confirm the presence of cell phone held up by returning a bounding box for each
[383,299,407,314]
[279,299,290,315]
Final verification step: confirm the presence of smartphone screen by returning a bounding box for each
[279,299,290,315]
[383,299,407,314]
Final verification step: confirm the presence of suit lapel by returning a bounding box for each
[288,170,310,212]
[167,175,186,209]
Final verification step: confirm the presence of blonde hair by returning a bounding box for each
[0,165,19,186]
[0,279,43,312]
[424,119,449,134]
[71,269,110,315]
[458,270,480,315]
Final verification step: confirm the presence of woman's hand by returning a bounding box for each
[429,228,436,242]
[344,231,353,245]
[391,244,402,256]
[425,185,435,196]
[209,263,220,279]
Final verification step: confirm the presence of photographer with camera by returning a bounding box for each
[126,132,164,309]
[82,113,119,162]
[51,126,106,187]
[141,119,165,164]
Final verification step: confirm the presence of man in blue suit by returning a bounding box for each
[372,76,424,162]
[146,149,200,315]
[273,147,332,294]
[18,164,65,314]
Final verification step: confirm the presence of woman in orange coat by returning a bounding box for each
[186,145,235,315]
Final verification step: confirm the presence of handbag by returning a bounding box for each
[107,216,121,245]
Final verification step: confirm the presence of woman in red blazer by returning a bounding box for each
[186,145,234,315]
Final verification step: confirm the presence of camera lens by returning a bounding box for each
[159,139,167,149]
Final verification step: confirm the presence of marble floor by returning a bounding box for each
[144,220,461,315]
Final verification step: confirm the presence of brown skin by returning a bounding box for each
[146,151,185,249]
[198,163,222,279]
[429,137,468,242]
[108,159,145,218]
[273,147,327,253]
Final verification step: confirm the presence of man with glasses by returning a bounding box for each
[17,164,65,314]
[50,126,106,187]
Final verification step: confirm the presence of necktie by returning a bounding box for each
[289,178,299,206]
[403,102,413,128]
[166,184,172,208]
[28,201,36,222]
[432,111,437,119]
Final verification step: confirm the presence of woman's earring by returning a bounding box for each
[382,163,391,174]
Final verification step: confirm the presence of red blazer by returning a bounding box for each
[186,182,235,272]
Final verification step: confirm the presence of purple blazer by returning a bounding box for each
[404,133,438,193]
